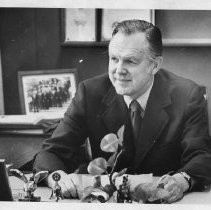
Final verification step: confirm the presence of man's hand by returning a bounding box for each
[156,173,190,203]
[46,170,77,198]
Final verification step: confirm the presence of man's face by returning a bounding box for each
[108,32,154,99]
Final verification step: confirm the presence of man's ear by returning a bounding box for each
[151,56,163,75]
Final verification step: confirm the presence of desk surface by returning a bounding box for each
[9,176,211,204]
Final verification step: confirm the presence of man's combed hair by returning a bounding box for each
[112,19,163,59]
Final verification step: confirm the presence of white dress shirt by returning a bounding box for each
[123,78,154,117]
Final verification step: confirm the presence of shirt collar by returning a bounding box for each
[123,77,154,111]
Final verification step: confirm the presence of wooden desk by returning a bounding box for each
[0,132,50,169]
[0,118,58,169]
[9,176,211,204]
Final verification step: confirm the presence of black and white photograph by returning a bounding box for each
[1,0,211,209]
[18,69,77,118]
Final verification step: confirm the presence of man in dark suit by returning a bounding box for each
[33,20,211,203]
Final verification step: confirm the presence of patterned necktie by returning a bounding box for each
[129,100,143,147]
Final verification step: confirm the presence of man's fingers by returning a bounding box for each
[58,181,72,198]
[156,175,184,203]
[164,179,178,192]
[162,177,183,203]
[166,195,179,203]
[59,177,77,198]
[156,174,171,187]
[166,191,183,203]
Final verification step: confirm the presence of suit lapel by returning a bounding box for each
[133,73,172,170]
[99,86,128,134]
[99,86,135,171]
[97,72,172,172]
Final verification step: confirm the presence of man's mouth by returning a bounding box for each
[115,79,131,87]
[115,78,130,82]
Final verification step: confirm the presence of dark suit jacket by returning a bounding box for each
[34,69,211,190]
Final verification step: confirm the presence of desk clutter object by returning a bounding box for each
[9,169,48,202]
[77,174,170,203]
[49,172,63,202]
[117,175,132,203]
[81,174,132,203]
[79,125,171,203]
[8,169,172,203]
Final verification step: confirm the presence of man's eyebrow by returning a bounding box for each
[124,51,145,58]
[124,55,137,60]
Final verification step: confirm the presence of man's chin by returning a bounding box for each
[115,87,130,96]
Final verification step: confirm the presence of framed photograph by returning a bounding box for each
[18,69,78,119]
[61,8,97,45]
[101,9,155,41]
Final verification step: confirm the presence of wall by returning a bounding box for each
[0,8,211,114]
[0,8,108,114]
[162,46,211,87]
[156,10,211,87]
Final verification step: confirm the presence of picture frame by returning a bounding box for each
[101,9,155,41]
[61,8,98,45]
[18,69,78,119]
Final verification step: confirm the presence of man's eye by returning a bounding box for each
[126,59,136,64]
[110,57,118,62]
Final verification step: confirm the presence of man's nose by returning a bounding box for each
[116,61,126,74]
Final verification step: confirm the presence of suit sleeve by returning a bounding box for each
[178,85,211,190]
[33,82,88,174]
